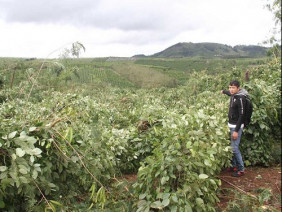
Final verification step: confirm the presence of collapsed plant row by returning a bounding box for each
[0,59,280,211]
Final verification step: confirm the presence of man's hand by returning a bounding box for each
[232,131,238,140]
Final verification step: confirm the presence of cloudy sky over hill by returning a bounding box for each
[0,0,277,58]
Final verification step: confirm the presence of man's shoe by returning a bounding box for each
[231,171,245,177]
[227,167,238,172]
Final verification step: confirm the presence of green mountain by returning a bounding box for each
[149,42,268,58]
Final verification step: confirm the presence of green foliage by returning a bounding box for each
[76,67,136,88]
[226,188,279,212]
[111,62,177,88]
[241,61,281,166]
[0,53,280,211]
[133,93,232,212]
[0,92,119,210]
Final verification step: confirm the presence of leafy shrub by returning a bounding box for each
[241,61,281,166]
[0,56,280,211]
[133,92,232,212]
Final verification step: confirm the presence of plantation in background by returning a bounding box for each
[0,53,281,211]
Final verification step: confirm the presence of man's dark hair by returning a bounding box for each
[229,80,240,87]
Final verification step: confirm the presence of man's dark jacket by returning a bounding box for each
[223,89,248,132]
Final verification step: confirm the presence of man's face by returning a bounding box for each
[229,85,240,95]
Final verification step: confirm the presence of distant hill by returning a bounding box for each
[148,42,268,58]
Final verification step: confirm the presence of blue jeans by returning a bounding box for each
[230,128,244,172]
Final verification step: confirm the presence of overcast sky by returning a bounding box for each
[0,0,277,58]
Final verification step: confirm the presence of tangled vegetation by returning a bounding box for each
[0,47,281,211]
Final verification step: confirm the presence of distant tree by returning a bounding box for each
[55,42,85,83]
[59,41,86,59]
[266,0,281,27]
[264,0,281,58]
[71,42,86,58]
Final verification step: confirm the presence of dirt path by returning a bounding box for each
[217,165,281,210]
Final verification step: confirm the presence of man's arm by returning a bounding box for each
[221,90,231,96]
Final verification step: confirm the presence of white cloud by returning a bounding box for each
[0,0,277,58]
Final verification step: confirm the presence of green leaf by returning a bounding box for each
[171,206,177,212]
[29,127,37,132]
[27,136,37,144]
[0,172,7,180]
[150,201,163,209]
[194,162,204,167]
[16,148,25,157]
[215,130,223,135]
[30,156,35,163]
[32,170,38,179]
[171,195,178,203]
[224,146,230,152]
[11,154,17,160]
[34,165,41,172]
[245,160,251,166]
[0,200,5,209]
[196,197,204,206]
[31,148,42,156]
[161,177,167,185]
[87,203,94,210]
[48,183,56,188]
[137,200,147,207]
[185,203,193,212]
[71,156,79,163]
[49,203,56,212]
[204,159,212,167]
[9,171,17,180]
[19,176,29,184]
[162,198,170,207]
[199,174,209,179]
[1,178,14,186]
[186,141,192,148]
[50,200,63,207]
[155,170,160,177]
[8,131,17,139]
[139,193,146,200]
[19,131,27,139]
[19,168,28,175]
[0,166,7,172]
[209,179,216,185]
[162,193,170,199]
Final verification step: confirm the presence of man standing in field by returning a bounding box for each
[221,80,247,177]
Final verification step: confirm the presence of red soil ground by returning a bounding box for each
[217,165,281,211]
[122,165,281,211]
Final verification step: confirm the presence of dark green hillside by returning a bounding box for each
[233,45,269,57]
[150,42,269,58]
